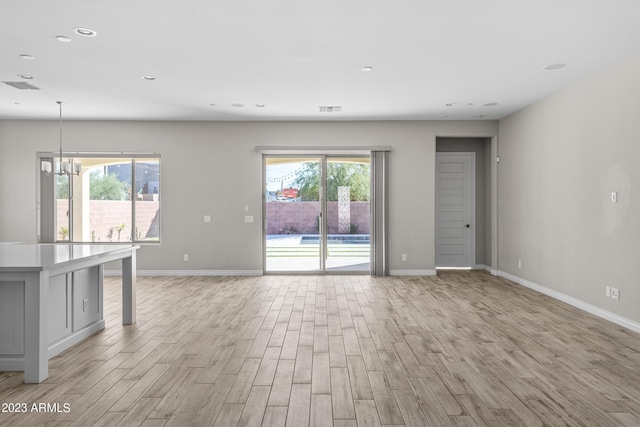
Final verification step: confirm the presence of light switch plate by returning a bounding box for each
[244,216,254,223]
[611,192,617,203]
[204,215,211,223]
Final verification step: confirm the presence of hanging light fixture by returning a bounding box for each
[41,101,81,176]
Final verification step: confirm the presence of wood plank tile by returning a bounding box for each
[329,335,348,368]
[263,406,288,427]
[286,383,311,427]
[268,359,295,406]
[354,399,382,427]
[3,272,640,427]
[212,403,243,427]
[293,345,313,384]
[310,394,333,427]
[225,358,261,404]
[331,367,356,419]
[253,346,281,386]
[347,355,374,400]
[237,385,271,427]
[367,371,405,425]
[393,389,430,427]
[311,353,331,395]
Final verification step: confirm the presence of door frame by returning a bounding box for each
[435,152,476,268]
[262,154,373,274]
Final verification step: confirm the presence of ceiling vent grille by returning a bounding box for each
[2,81,40,90]
[319,106,342,113]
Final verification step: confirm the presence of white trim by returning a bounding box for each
[499,271,640,334]
[255,146,391,154]
[389,269,437,276]
[49,320,105,358]
[474,264,499,275]
[0,320,107,372]
[105,269,263,277]
[0,357,24,371]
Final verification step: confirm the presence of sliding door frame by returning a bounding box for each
[260,147,389,275]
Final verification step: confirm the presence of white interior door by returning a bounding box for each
[435,152,475,268]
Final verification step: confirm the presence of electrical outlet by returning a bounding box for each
[401,254,407,261]
[611,287,619,300]
[83,298,88,312]
[184,254,189,262]
[204,215,211,223]
[605,286,611,297]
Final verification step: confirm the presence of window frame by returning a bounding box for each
[37,151,161,244]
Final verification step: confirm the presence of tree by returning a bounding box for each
[293,162,320,201]
[90,170,127,200]
[55,171,127,200]
[56,175,69,199]
[293,161,370,201]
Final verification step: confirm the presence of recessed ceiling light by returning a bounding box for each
[256,104,265,108]
[17,74,33,80]
[473,115,485,119]
[232,103,244,107]
[209,103,216,107]
[56,35,72,43]
[483,102,498,107]
[445,103,457,107]
[467,103,474,106]
[361,66,374,72]
[141,75,156,81]
[20,54,35,60]
[544,63,566,71]
[73,27,97,37]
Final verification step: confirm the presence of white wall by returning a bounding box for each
[0,120,497,274]
[498,53,640,324]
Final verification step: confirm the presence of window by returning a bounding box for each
[38,153,161,243]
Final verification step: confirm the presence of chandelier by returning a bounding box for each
[41,101,81,176]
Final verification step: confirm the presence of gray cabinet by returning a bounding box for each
[0,266,103,356]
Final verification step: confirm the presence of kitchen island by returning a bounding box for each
[0,244,138,383]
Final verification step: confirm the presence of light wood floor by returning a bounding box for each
[2,271,640,426]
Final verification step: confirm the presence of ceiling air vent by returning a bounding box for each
[319,106,342,113]
[2,81,41,90]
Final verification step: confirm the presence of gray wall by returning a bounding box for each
[436,137,492,267]
[0,120,498,274]
[498,53,640,323]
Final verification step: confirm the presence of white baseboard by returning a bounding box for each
[474,264,499,275]
[499,270,640,334]
[49,320,106,359]
[105,269,263,277]
[389,269,437,276]
[0,321,107,372]
[0,357,24,371]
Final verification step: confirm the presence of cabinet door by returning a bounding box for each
[49,274,71,344]
[73,267,101,331]
[0,281,24,355]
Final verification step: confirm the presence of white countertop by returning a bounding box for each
[0,244,138,272]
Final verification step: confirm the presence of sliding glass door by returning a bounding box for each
[324,157,371,271]
[265,157,322,271]
[264,155,371,273]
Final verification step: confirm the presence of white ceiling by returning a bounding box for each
[2,0,640,121]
